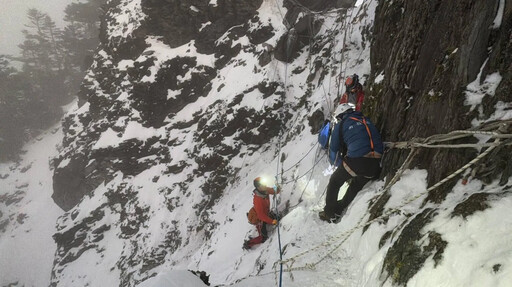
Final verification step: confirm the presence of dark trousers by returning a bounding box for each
[324,157,381,217]
[246,222,269,247]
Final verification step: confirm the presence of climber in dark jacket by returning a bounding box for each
[244,177,280,249]
[319,104,383,223]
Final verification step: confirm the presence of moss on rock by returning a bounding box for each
[382,208,445,286]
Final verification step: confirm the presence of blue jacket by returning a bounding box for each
[329,111,383,165]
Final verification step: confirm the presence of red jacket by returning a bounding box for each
[340,85,364,111]
[253,187,277,224]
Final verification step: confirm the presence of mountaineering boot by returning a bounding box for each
[318,211,341,223]
[243,235,265,250]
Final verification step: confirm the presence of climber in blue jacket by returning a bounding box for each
[319,104,383,223]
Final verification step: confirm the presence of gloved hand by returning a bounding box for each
[272,219,278,225]
[323,164,337,176]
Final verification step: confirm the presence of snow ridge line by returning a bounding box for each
[247,120,512,280]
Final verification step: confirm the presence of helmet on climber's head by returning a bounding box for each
[253,176,271,191]
[253,177,269,189]
[335,103,355,118]
[345,74,359,91]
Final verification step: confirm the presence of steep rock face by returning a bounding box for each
[273,0,333,62]
[144,0,264,54]
[368,1,512,285]
[52,0,269,212]
[50,0,323,285]
[370,0,503,196]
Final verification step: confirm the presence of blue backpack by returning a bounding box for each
[341,112,384,158]
[318,119,331,149]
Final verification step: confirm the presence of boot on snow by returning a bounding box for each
[318,211,341,223]
[243,235,265,250]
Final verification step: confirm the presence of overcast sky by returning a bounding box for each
[0,0,72,56]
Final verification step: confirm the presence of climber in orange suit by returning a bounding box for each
[243,177,280,249]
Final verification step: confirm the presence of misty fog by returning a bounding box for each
[0,0,70,55]
[0,0,105,161]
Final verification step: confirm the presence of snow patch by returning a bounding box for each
[93,122,165,150]
[375,72,384,84]
[492,0,505,28]
[464,59,505,126]
[118,59,135,71]
[92,128,121,149]
[57,158,71,169]
[137,37,215,83]
[199,21,212,32]
[410,187,512,287]
[465,72,502,109]
[106,0,145,40]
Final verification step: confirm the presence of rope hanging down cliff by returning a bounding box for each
[272,0,298,284]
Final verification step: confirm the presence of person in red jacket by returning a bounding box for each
[340,74,364,111]
[243,177,280,249]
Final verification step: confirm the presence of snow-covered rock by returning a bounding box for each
[2,0,511,286]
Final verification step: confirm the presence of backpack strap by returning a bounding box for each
[349,116,376,157]
[337,116,347,160]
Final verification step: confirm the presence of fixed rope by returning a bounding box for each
[267,0,367,182]
[259,121,512,279]
[271,1,297,284]
[264,3,379,280]
[274,1,360,186]
[273,140,504,275]
[233,0,509,283]
[228,2,377,285]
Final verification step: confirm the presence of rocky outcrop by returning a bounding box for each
[52,1,267,211]
[370,1,512,285]
[382,209,446,286]
[370,0,511,201]
[144,0,263,54]
[50,0,302,285]
[52,156,89,211]
[273,0,336,62]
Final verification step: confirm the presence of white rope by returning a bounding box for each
[232,121,510,287]
[269,121,511,276]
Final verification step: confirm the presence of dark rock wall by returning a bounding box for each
[372,1,512,285]
[370,0,510,202]
[143,0,263,54]
[52,1,267,211]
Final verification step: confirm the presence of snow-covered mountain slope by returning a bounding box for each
[48,1,382,285]
[0,124,64,286]
[1,0,511,286]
